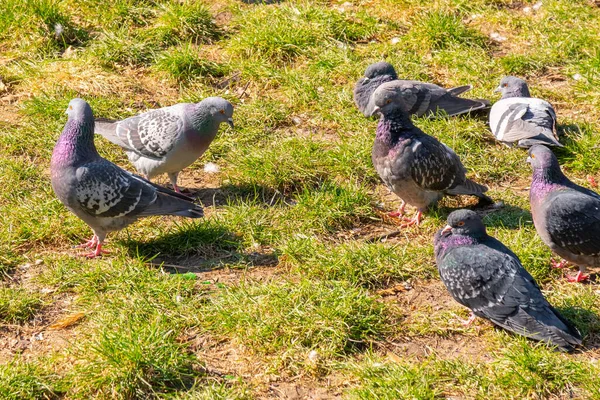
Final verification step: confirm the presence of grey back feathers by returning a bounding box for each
[370,82,490,213]
[354,61,490,118]
[94,97,234,190]
[490,76,562,148]
[528,145,600,274]
[51,98,203,248]
[435,209,582,352]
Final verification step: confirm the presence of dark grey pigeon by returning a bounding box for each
[95,97,234,193]
[528,145,600,282]
[489,76,562,148]
[371,82,491,226]
[434,209,582,352]
[51,98,204,258]
[354,61,490,118]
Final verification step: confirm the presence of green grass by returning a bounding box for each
[1,0,600,397]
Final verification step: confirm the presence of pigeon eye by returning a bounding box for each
[502,83,508,87]
[68,106,73,110]
[386,99,392,104]
[457,221,465,226]
[219,109,225,114]
[530,154,536,159]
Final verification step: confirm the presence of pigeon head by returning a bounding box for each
[527,145,560,171]
[364,61,398,81]
[65,98,94,121]
[370,81,409,117]
[442,209,487,238]
[202,97,234,129]
[494,76,531,98]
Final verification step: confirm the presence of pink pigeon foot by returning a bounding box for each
[459,312,476,326]
[399,211,422,228]
[172,184,181,194]
[77,235,98,249]
[551,259,568,269]
[567,271,589,283]
[85,243,110,258]
[388,201,407,218]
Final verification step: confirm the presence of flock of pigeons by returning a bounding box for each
[49,61,598,352]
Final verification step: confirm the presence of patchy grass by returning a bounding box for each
[1,0,600,397]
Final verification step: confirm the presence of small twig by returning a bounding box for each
[362,229,402,242]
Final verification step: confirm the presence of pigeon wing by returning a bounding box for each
[113,109,185,159]
[545,190,600,257]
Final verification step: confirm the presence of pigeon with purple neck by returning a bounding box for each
[370,81,491,227]
[435,209,582,352]
[51,98,204,258]
[94,97,234,193]
[528,145,600,282]
[354,61,490,118]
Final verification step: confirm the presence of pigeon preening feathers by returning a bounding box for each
[528,145,600,282]
[94,97,234,193]
[489,76,562,148]
[354,61,490,118]
[434,209,582,352]
[371,82,491,226]
[51,98,204,258]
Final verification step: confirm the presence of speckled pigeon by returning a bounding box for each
[94,97,234,193]
[490,76,562,148]
[528,145,600,282]
[354,61,490,118]
[51,98,204,258]
[434,209,582,352]
[371,81,491,226]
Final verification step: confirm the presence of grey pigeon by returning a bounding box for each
[51,98,204,258]
[434,209,582,352]
[95,97,234,193]
[371,82,491,226]
[490,76,562,148]
[354,61,490,118]
[528,145,600,282]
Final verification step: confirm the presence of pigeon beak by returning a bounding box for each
[493,86,502,93]
[369,106,381,117]
[441,225,452,235]
[526,156,532,164]
[363,77,370,83]
[227,118,234,129]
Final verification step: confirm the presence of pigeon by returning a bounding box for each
[528,145,600,282]
[51,98,204,258]
[94,97,234,193]
[434,209,582,352]
[489,76,562,148]
[371,82,491,226]
[354,61,490,118]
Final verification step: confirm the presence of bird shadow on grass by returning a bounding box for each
[190,183,295,209]
[556,305,600,352]
[120,221,278,274]
[434,201,531,230]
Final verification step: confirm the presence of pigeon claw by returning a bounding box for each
[551,259,568,269]
[459,312,476,326]
[398,211,422,228]
[84,243,109,259]
[567,271,589,283]
[77,235,98,249]
[387,201,407,218]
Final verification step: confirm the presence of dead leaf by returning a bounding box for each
[49,312,85,330]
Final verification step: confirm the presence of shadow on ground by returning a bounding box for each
[121,222,279,273]
[179,183,295,209]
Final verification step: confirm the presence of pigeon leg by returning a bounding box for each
[85,242,110,258]
[399,210,423,228]
[567,271,589,283]
[168,172,181,193]
[459,312,476,326]
[388,201,406,217]
[77,234,98,249]
[551,259,568,269]
[587,176,598,188]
